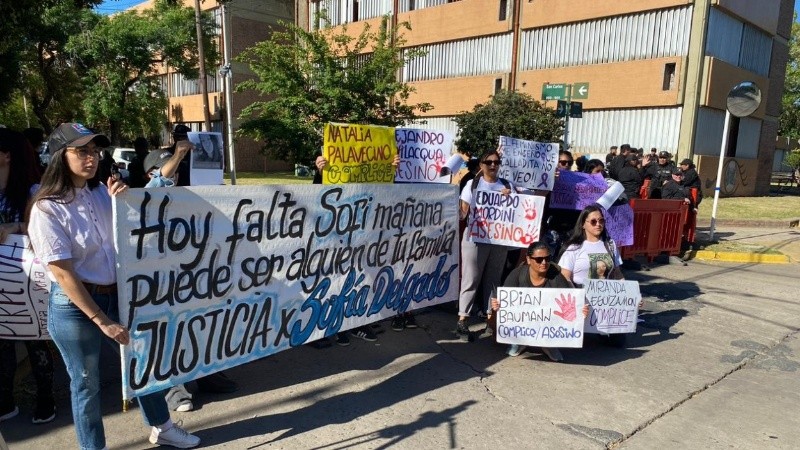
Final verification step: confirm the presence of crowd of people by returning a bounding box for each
[0,120,694,448]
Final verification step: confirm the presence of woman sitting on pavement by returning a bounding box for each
[490,241,585,360]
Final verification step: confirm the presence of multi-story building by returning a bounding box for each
[303,0,793,196]
[131,0,295,172]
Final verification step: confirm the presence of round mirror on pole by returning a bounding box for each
[726,81,762,118]
[709,81,762,240]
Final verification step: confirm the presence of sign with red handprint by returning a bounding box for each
[394,128,454,184]
[467,191,544,248]
[495,287,586,348]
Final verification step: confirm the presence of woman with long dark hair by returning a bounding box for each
[558,204,622,287]
[0,129,56,424]
[28,123,200,449]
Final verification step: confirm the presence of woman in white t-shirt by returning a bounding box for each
[558,205,622,287]
[558,204,630,347]
[455,150,514,340]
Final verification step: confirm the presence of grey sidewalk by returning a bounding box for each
[1,257,798,449]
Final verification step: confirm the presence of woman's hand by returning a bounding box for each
[582,304,590,318]
[96,316,130,345]
[392,154,401,168]
[0,222,21,243]
[107,176,128,196]
[490,297,499,312]
[500,188,511,195]
[315,156,327,171]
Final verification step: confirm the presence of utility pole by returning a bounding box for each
[564,84,572,149]
[194,0,212,131]
[220,1,236,184]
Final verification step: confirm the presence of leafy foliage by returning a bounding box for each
[454,90,563,157]
[779,18,800,139]
[67,0,219,143]
[237,16,432,164]
[783,150,800,171]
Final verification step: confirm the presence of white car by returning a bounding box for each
[112,147,137,169]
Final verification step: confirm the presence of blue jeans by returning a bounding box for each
[48,283,169,450]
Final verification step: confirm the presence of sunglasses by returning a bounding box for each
[528,255,551,264]
[69,146,102,160]
[558,160,573,166]
[482,159,500,166]
[587,218,605,226]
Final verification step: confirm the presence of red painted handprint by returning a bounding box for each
[520,225,539,245]
[523,199,538,220]
[553,293,577,322]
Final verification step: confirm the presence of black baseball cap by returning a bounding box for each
[658,151,671,158]
[670,166,683,175]
[172,124,190,135]
[47,123,110,155]
[144,150,173,171]
[679,158,693,166]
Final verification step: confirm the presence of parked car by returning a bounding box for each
[112,147,137,169]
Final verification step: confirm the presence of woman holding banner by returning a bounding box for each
[558,205,628,348]
[456,150,514,340]
[0,128,56,424]
[490,242,583,359]
[28,123,200,449]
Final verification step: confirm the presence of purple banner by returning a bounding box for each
[604,203,634,247]
[550,171,608,210]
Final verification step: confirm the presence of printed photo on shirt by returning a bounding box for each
[588,252,613,279]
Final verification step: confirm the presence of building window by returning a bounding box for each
[494,78,503,94]
[353,0,359,22]
[662,63,676,91]
[499,0,508,21]
[726,116,740,157]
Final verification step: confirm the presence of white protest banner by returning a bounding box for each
[188,132,225,185]
[495,287,585,348]
[0,235,50,340]
[114,184,460,399]
[496,136,559,191]
[394,128,453,183]
[584,279,641,334]
[466,191,544,248]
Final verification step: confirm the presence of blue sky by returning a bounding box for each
[95,0,146,15]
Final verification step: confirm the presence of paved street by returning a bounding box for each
[2,256,799,449]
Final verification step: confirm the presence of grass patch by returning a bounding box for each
[695,241,783,255]
[697,194,800,221]
[224,171,314,185]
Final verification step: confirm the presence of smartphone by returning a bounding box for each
[110,164,121,181]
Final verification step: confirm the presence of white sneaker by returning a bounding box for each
[506,344,526,357]
[149,422,200,448]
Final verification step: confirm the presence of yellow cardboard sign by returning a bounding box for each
[322,123,397,184]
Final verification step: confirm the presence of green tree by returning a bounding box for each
[0,0,98,132]
[779,18,800,139]
[237,16,432,164]
[67,0,218,143]
[454,90,564,157]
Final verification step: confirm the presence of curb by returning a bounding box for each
[696,218,800,228]
[689,250,791,264]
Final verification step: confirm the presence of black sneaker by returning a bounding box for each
[391,316,406,331]
[31,398,56,424]
[336,333,350,346]
[197,371,238,394]
[454,320,470,341]
[404,314,418,329]
[0,400,18,422]
[350,326,378,342]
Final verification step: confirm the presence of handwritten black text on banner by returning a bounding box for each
[114,184,460,398]
[466,191,544,248]
[495,287,585,348]
[394,128,453,183]
[584,279,641,334]
[0,235,50,339]
[496,136,559,191]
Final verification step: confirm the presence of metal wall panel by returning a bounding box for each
[403,33,513,82]
[693,107,762,159]
[568,107,683,155]
[693,107,725,156]
[520,6,692,70]
[706,8,771,77]
[359,0,393,20]
[398,0,450,13]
